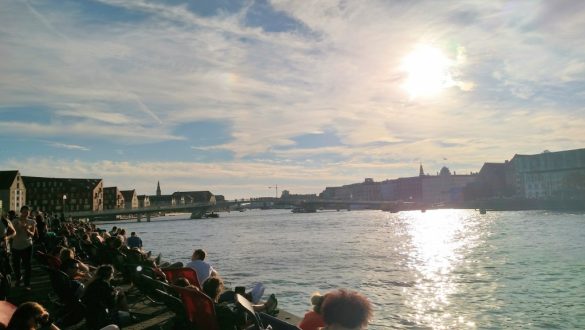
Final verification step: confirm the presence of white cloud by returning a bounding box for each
[1,0,585,197]
[46,142,90,151]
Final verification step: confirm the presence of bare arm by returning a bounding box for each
[5,221,16,239]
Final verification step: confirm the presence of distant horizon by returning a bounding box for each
[7,145,584,200]
[2,1,584,199]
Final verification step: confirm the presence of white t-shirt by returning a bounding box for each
[185,259,215,285]
[11,218,36,250]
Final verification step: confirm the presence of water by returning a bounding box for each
[114,209,585,329]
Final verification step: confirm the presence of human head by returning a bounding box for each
[59,247,75,261]
[8,210,16,220]
[310,292,327,314]
[7,301,51,330]
[202,276,224,301]
[321,289,372,330]
[95,264,115,281]
[131,232,136,237]
[192,249,206,261]
[20,205,30,218]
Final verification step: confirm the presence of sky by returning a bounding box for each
[1,0,584,199]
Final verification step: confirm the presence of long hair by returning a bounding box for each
[7,301,46,330]
[202,276,224,301]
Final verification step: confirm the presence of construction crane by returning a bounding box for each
[268,184,278,198]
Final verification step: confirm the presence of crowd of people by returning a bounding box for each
[0,205,373,329]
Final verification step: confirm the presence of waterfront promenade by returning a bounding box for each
[8,254,301,329]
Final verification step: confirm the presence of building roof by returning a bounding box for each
[120,190,136,201]
[149,195,174,201]
[171,191,214,202]
[22,176,102,191]
[0,170,19,189]
[479,162,507,175]
[513,147,585,158]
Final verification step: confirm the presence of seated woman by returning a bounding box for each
[59,248,93,279]
[7,301,59,330]
[82,265,131,330]
[320,289,373,330]
[202,276,277,330]
[298,292,327,330]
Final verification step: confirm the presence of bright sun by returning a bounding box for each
[401,45,452,99]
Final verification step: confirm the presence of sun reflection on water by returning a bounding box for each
[401,209,482,329]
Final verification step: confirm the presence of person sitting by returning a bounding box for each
[82,265,131,330]
[298,292,327,330]
[320,289,373,330]
[59,259,85,301]
[185,249,218,285]
[59,247,92,277]
[126,232,142,250]
[202,276,277,330]
[6,301,59,330]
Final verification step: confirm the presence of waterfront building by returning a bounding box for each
[0,170,26,213]
[319,179,381,201]
[120,189,138,209]
[421,167,477,203]
[103,187,124,210]
[510,148,585,199]
[319,186,352,200]
[171,191,216,205]
[396,176,422,202]
[379,179,398,201]
[280,190,319,201]
[22,176,103,213]
[137,194,150,208]
[464,162,514,200]
[149,194,175,207]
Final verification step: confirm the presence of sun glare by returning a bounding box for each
[401,45,452,99]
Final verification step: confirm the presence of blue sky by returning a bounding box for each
[1,0,584,199]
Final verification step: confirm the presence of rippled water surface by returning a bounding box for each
[116,209,585,329]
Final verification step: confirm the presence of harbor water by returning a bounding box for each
[117,209,585,329]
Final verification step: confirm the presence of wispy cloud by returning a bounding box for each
[46,142,90,151]
[1,0,585,197]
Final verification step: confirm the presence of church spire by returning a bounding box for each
[419,163,425,177]
[156,181,161,196]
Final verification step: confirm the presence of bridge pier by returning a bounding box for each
[137,214,142,222]
[146,213,151,222]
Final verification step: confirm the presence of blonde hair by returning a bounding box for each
[310,292,326,313]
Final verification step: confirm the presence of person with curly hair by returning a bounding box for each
[320,289,373,330]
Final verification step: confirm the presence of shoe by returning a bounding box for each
[24,286,31,291]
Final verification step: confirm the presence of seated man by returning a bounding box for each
[202,276,277,330]
[185,249,218,285]
[60,259,85,301]
[126,232,142,250]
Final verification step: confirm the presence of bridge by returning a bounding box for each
[67,201,239,221]
[66,199,443,221]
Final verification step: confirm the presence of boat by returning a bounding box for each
[291,207,317,213]
[205,212,219,218]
